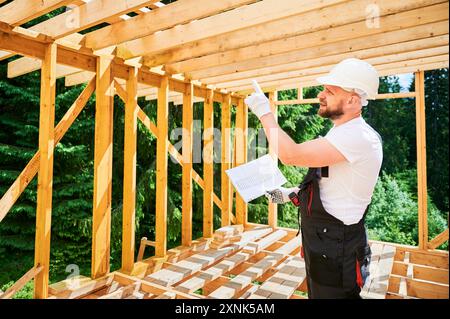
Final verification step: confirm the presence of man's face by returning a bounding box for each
[317,85,349,120]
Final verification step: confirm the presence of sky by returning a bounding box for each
[397,73,414,91]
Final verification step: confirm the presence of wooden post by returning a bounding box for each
[121,66,138,273]
[34,42,56,299]
[235,98,248,226]
[221,94,232,227]
[92,55,114,279]
[155,76,169,257]
[203,89,214,238]
[415,71,428,250]
[182,82,194,246]
[268,91,278,229]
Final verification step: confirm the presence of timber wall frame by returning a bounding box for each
[0,0,448,299]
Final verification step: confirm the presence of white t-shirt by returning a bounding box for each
[320,116,383,225]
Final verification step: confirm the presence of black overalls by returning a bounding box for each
[295,167,371,299]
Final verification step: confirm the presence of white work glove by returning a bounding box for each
[244,80,271,119]
[265,187,300,204]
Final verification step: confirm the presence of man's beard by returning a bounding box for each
[318,101,344,120]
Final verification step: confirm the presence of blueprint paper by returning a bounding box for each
[225,154,287,203]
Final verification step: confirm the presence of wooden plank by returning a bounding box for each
[415,71,428,250]
[221,95,232,227]
[146,0,447,67]
[155,76,169,257]
[167,19,448,75]
[248,257,306,299]
[390,275,449,299]
[175,228,276,293]
[182,82,194,246]
[367,244,396,298]
[148,227,272,288]
[0,266,43,299]
[428,228,448,250]
[121,67,138,274]
[204,42,449,87]
[5,1,161,76]
[84,0,259,50]
[235,98,248,226]
[230,59,449,93]
[65,71,95,86]
[393,261,449,284]
[208,232,297,299]
[91,55,114,279]
[409,251,449,269]
[361,242,385,298]
[27,0,160,39]
[33,42,57,299]
[0,0,73,26]
[267,91,278,228]
[212,50,449,90]
[203,88,215,238]
[275,92,418,105]
[0,28,243,105]
[118,0,347,59]
[98,282,141,299]
[0,78,95,223]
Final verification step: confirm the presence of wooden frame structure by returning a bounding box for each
[0,0,448,299]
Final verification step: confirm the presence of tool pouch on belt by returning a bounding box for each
[355,243,371,288]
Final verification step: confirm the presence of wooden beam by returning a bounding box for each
[221,95,232,227]
[235,98,248,226]
[0,79,95,223]
[65,71,95,86]
[26,0,160,39]
[166,18,449,76]
[0,0,73,26]
[268,92,278,229]
[221,54,449,91]
[0,26,243,104]
[6,1,161,77]
[0,266,43,299]
[415,71,428,250]
[182,82,194,246]
[34,42,57,299]
[428,229,449,250]
[145,0,447,67]
[121,67,139,274]
[228,59,449,93]
[119,0,347,60]
[155,76,169,257]
[91,55,114,279]
[275,92,418,106]
[84,0,259,50]
[202,41,449,87]
[203,88,215,238]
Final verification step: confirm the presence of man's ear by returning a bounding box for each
[348,94,361,106]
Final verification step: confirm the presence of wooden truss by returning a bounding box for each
[0,0,448,299]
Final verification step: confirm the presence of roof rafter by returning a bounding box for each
[143,0,446,67]
[232,59,449,94]
[213,50,449,90]
[83,0,260,50]
[116,0,349,60]
[0,0,73,26]
[165,14,448,75]
[200,35,449,86]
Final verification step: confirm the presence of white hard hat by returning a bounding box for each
[316,58,379,105]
